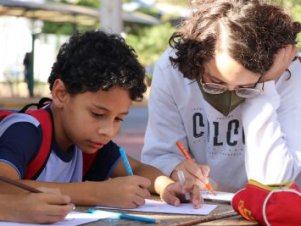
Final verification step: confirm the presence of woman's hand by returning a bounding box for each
[171,159,210,189]
[262,45,297,81]
[155,175,203,208]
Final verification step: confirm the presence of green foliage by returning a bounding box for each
[76,0,99,7]
[42,22,95,35]
[271,0,301,49]
[125,22,175,66]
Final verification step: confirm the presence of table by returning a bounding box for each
[77,199,258,226]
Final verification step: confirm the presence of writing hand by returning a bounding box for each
[9,189,73,224]
[171,159,210,189]
[96,176,151,208]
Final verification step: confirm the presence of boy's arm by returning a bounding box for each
[0,161,149,207]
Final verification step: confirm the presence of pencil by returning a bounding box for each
[0,175,41,193]
[119,147,134,175]
[175,141,216,195]
[177,170,191,200]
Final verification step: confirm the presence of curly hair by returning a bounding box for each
[169,0,301,80]
[48,30,146,101]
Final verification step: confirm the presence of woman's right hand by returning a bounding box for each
[171,159,210,190]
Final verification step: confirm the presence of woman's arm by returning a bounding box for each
[242,59,301,184]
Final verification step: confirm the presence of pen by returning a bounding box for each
[87,208,159,224]
[119,147,134,175]
[0,175,41,193]
[119,213,159,224]
[177,170,191,200]
[175,141,216,195]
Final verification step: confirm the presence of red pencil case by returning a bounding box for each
[232,179,301,226]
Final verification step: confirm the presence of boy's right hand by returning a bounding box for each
[171,160,210,190]
[11,188,73,224]
[96,176,151,208]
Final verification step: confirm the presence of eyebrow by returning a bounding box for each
[92,104,129,115]
[205,71,259,87]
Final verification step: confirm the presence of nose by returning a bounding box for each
[97,120,115,139]
[226,84,237,91]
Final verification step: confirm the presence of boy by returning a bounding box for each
[0,30,201,208]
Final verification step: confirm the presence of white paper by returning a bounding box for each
[97,199,216,215]
[201,191,235,203]
[0,210,116,226]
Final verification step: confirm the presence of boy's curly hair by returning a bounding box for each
[169,0,301,80]
[48,30,146,101]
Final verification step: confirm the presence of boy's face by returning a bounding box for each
[52,81,132,153]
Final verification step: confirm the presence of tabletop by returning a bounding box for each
[77,199,258,226]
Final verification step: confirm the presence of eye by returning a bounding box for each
[204,73,224,84]
[91,112,104,118]
[115,117,124,122]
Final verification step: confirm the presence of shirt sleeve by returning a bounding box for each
[241,59,301,184]
[141,53,188,176]
[0,117,42,178]
[83,141,121,181]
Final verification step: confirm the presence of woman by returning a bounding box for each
[142,0,301,192]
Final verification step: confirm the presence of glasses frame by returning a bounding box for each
[199,74,264,98]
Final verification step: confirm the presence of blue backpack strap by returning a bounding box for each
[24,109,53,179]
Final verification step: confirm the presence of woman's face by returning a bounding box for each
[203,50,261,90]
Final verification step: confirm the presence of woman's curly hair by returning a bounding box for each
[48,30,146,101]
[169,0,301,80]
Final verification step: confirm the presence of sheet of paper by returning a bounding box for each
[201,191,235,203]
[97,199,216,215]
[0,210,117,226]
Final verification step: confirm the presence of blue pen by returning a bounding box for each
[87,208,159,224]
[119,213,159,224]
[119,147,133,175]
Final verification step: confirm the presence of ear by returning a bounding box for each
[51,79,68,108]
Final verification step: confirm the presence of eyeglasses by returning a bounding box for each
[199,75,264,98]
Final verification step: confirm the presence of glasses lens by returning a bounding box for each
[202,83,227,94]
[236,88,262,98]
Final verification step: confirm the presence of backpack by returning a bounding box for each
[0,98,97,179]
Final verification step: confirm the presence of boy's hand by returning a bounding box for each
[10,189,73,224]
[171,160,210,189]
[97,176,151,208]
[262,45,297,82]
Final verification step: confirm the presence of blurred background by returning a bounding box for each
[0,0,300,101]
[0,0,300,159]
